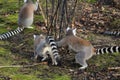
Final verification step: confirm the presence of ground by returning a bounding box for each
[0,0,120,80]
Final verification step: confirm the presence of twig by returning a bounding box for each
[0,62,48,68]
[38,2,48,26]
[108,67,120,70]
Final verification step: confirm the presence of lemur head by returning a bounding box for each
[66,27,77,36]
[33,34,45,41]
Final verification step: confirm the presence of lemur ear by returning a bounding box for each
[33,35,36,39]
[66,27,70,31]
[24,0,27,3]
[73,28,77,36]
[37,0,39,2]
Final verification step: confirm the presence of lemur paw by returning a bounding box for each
[52,61,58,65]
[27,26,34,29]
[41,57,47,61]
[79,66,87,70]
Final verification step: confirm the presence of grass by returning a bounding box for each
[0,0,120,80]
[0,1,19,14]
[0,13,18,34]
[54,75,70,80]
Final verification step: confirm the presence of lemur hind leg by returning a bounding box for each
[75,53,88,69]
[41,48,49,61]
[49,51,58,65]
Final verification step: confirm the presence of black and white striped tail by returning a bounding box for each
[96,46,120,55]
[0,27,24,40]
[46,36,60,62]
[104,31,120,36]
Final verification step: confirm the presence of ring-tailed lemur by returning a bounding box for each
[56,27,120,69]
[33,34,60,65]
[0,0,39,40]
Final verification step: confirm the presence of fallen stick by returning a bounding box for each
[108,67,120,70]
[0,62,48,68]
[112,74,120,77]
